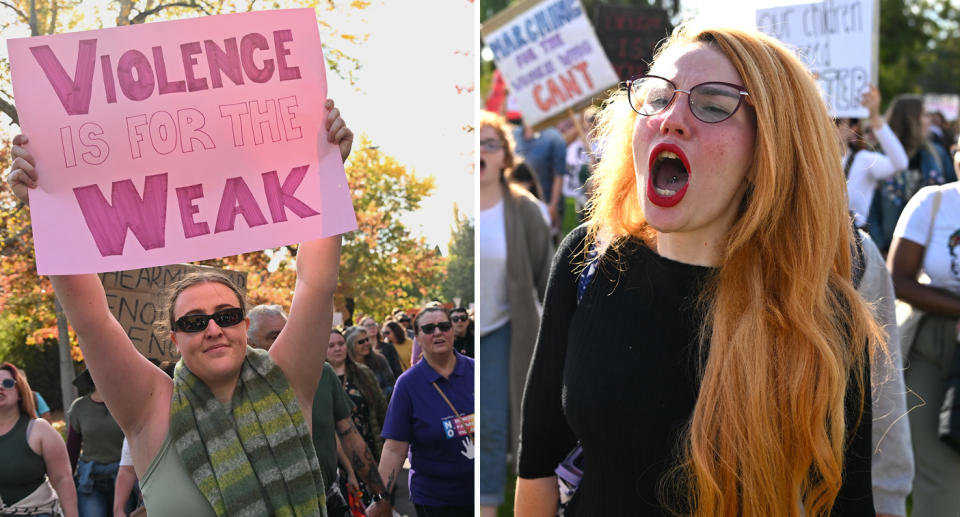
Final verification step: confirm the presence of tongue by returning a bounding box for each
[653,159,688,190]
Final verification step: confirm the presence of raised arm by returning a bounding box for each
[270,99,352,419]
[7,135,172,441]
[863,85,909,174]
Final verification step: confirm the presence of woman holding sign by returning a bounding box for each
[6,100,392,517]
[515,24,881,516]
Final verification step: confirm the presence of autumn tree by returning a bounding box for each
[443,205,473,307]
[335,135,446,321]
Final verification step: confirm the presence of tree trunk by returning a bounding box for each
[55,300,76,412]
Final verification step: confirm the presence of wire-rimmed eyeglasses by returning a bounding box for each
[624,75,750,124]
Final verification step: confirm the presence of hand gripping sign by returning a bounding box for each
[8,9,357,274]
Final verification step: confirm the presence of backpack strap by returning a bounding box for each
[843,149,859,180]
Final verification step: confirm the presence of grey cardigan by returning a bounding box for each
[858,231,914,516]
[502,182,554,456]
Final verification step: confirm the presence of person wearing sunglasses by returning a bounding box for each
[449,307,474,358]
[360,316,404,379]
[329,330,388,460]
[348,326,394,402]
[478,109,554,517]
[379,307,474,516]
[0,363,78,517]
[515,24,881,516]
[347,326,396,400]
[6,99,353,517]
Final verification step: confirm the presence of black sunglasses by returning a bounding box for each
[1,379,15,389]
[356,337,370,345]
[420,322,452,334]
[451,315,469,323]
[175,308,245,333]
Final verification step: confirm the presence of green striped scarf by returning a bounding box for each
[170,346,326,517]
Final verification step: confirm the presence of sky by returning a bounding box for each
[0,0,475,254]
[325,0,475,254]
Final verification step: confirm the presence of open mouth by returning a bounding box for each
[479,158,486,173]
[647,144,690,207]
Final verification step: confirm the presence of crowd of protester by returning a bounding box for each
[0,302,475,517]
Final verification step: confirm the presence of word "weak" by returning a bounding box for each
[73,165,318,257]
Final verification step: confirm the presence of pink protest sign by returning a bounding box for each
[7,9,356,274]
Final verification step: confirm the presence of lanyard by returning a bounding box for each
[431,381,473,437]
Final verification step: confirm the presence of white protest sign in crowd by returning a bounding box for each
[482,0,619,127]
[924,94,960,122]
[756,0,875,118]
[8,9,356,275]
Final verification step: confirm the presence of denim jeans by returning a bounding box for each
[479,322,511,506]
[77,477,114,517]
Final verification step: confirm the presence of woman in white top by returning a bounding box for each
[840,85,908,229]
[478,110,553,516]
[888,172,960,515]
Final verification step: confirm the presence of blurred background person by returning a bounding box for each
[870,94,952,253]
[384,321,413,372]
[888,170,960,515]
[478,110,553,516]
[346,326,396,400]
[840,85,908,230]
[66,370,123,517]
[506,162,550,224]
[327,330,388,465]
[510,116,567,236]
[361,316,403,379]
[245,304,287,350]
[0,363,77,517]
[449,307,474,358]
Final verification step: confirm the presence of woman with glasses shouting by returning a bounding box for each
[515,24,882,517]
[5,100,366,517]
[478,110,554,516]
[378,307,474,516]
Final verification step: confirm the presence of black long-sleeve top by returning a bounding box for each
[517,226,874,515]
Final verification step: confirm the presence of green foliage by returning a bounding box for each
[443,206,474,306]
[338,135,447,320]
[874,0,960,106]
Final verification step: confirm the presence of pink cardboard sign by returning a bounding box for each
[7,9,356,274]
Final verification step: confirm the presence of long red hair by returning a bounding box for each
[585,24,881,517]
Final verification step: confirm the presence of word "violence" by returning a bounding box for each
[30,30,302,116]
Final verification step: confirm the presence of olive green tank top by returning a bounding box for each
[140,431,216,516]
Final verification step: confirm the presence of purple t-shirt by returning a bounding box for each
[381,353,474,507]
